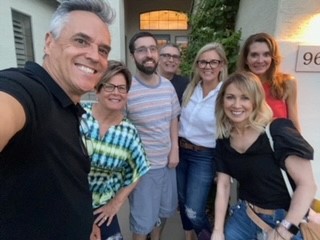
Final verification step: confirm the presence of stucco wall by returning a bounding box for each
[237,0,320,197]
[0,0,58,69]
[236,0,279,39]
[106,0,126,62]
[0,0,124,70]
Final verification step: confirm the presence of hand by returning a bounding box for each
[308,208,320,224]
[168,145,179,168]
[90,224,101,240]
[168,156,179,168]
[211,230,225,240]
[93,201,120,227]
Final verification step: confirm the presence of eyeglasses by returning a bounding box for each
[160,53,181,61]
[134,46,158,55]
[196,59,221,69]
[102,83,128,94]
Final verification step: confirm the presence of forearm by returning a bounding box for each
[170,117,179,150]
[111,181,139,209]
[94,181,140,226]
[285,182,317,225]
[213,176,231,232]
[284,156,317,225]
[168,117,179,168]
[0,92,26,151]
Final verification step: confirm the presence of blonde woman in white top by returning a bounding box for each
[177,42,228,240]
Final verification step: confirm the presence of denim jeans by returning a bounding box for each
[225,200,303,240]
[176,147,216,235]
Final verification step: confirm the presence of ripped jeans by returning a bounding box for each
[225,200,303,240]
[176,146,216,235]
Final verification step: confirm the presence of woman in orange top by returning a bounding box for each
[237,32,301,131]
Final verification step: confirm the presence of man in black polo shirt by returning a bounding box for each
[0,0,114,239]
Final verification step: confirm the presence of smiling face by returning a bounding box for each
[158,46,181,78]
[96,73,128,112]
[132,36,159,75]
[223,83,253,127]
[246,41,272,79]
[197,49,223,84]
[44,10,111,102]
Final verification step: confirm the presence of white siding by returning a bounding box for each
[237,0,320,197]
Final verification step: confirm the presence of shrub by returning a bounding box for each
[180,0,241,77]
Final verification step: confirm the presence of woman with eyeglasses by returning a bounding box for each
[80,60,149,240]
[177,42,228,240]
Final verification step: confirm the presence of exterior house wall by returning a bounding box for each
[0,0,124,70]
[237,0,320,197]
[0,0,58,69]
[236,0,278,38]
[124,0,192,72]
[106,0,126,62]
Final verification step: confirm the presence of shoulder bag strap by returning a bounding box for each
[265,122,293,197]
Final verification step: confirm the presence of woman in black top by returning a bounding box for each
[211,71,317,240]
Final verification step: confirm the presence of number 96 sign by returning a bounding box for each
[296,45,320,72]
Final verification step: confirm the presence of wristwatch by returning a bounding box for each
[280,219,299,235]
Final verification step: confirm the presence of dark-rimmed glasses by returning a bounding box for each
[160,53,181,62]
[134,46,158,55]
[197,59,221,69]
[102,83,128,94]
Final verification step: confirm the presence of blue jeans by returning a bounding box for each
[225,200,303,240]
[176,147,216,235]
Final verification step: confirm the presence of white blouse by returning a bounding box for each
[179,81,222,148]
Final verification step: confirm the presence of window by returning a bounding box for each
[175,36,189,49]
[154,34,170,47]
[11,10,34,68]
[140,10,188,30]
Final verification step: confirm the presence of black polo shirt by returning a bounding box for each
[170,74,189,105]
[0,62,93,240]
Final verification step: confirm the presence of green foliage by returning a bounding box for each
[180,0,241,77]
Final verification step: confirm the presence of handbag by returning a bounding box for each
[265,123,320,240]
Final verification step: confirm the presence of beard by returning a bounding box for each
[135,58,158,75]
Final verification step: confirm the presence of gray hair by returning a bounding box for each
[159,43,181,55]
[50,0,115,39]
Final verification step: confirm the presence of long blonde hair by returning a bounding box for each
[215,71,273,139]
[182,42,228,107]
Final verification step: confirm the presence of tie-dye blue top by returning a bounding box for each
[81,103,149,208]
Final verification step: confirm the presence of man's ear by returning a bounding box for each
[44,32,54,55]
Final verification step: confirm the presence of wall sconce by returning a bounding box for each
[295,13,320,72]
[299,13,320,44]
